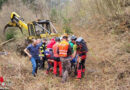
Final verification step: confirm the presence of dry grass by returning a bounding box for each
[72,22,130,89]
[0,23,130,90]
[0,0,129,90]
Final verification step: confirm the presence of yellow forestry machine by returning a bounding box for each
[3,12,58,40]
[3,12,59,55]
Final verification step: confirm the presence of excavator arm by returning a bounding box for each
[3,12,28,34]
[3,22,23,34]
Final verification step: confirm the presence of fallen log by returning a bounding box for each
[0,38,15,46]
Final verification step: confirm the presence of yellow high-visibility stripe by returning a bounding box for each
[39,54,44,57]
[40,50,44,52]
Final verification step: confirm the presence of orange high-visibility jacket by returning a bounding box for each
[53,43,59,57]
[59,40,69,57]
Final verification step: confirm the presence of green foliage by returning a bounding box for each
[6,30,15,40]
[0,0,8,9]
[63,26,73,34]
[50,8,58,22]
[62,17,73,34]
[63,17,71,25]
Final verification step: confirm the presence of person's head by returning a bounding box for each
[60,37,63,41]
[51,38,55,42]
[71,35,77,44]
[37,39,41,44]
[62,33,68,41]
[43,38,47,43]
[62,36,68,41]
[55,37,60,42]
[32,39,37,46]
[76,37,83,47]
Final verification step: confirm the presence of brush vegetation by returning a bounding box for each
[0,0,129,90]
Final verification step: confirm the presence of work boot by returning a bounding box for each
[82,69,85,73]
[33,74,36,77]
[74,69,77,76]
[49,68,53,72]
[59,75,62,77]
[77,70,82,79]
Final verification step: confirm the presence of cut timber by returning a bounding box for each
[0,38,15,46]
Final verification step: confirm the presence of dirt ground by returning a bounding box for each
[0,25,130,90]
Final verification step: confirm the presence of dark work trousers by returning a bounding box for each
[39,57,46,69]
[78,59,85,70]
[47,61,54,72]
[77,54,86,79]
[60,57,72,82]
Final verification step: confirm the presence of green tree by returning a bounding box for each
[6,30,15,40]
[62,17,73,34]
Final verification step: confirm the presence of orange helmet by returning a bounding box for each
[62,33,68,38]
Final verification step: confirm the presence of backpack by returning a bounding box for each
[76,37,88,53]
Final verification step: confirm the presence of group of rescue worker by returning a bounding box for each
[24,34,88,83]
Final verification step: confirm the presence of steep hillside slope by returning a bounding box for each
[0,25,129,90]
